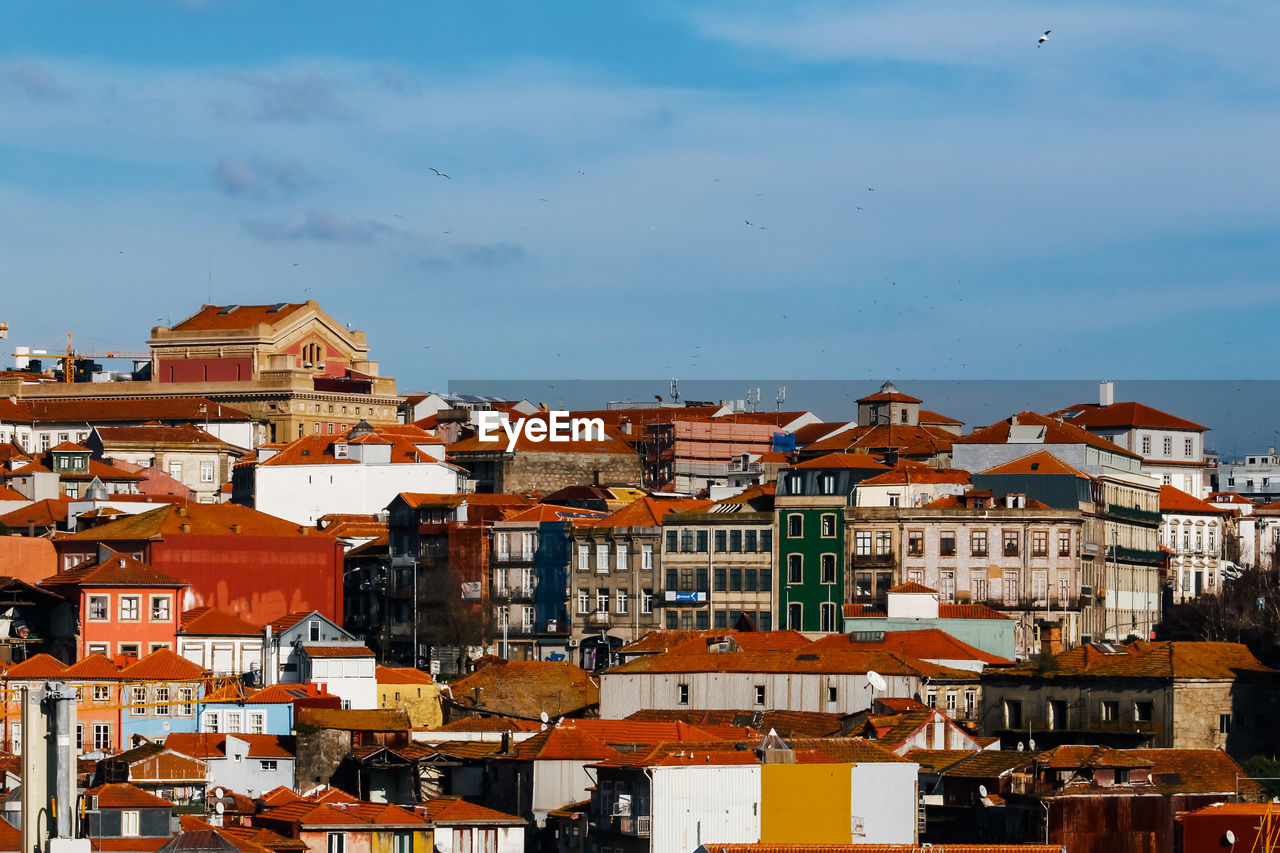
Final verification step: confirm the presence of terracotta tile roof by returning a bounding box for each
[168,303,308,332]
[449,657,600,719]
[792,453,891,470]
[164,733,296,760]
[258,786,305,806]
[887,582,937,595]
[953,410,1140,459]
[256,802,368,827]
[315,514,390,539]
[434,716,544,732]
[91,840,173,852]
[3,653,68,679]
[937,603,1015,621]
[41,551,186,589]
[582,496,714,528]
[804,424,954,455]
[303,645,374,658]
[22,397,253,425]
[499,503,607,523]
[447,422,637,456]
[928,750,1034,779]
[259,430,445,467]
[64,654,123,679]
[0,484,27,500]
[179,607,262,635]
[857,388,923,404]
[79,499,333,540]
[620,630,730,655]
[0,497,69,527]
[218,826,308,853]
[395,492,534,511]
[859,465,971,487]
[95,424,235,448]
[918,409,964,426]
[1039,744,1152,770]
[343,802,429,827]
[247,683,333,705]
[376,665,435,685]
[625,709,845,738]
[423,797,525,826]
[1064,401,1208,432]
[704,846,1063,853]
[266,611,315,634]
[609,644,972,679]
[509,725,620,761]
[814,629,1011,666]
[1208,491,1255,505]
[295,708,410,731]
[120,649,208,681]
[1127,748,1261,796]
[85,782,174,809]
[843,602,888,618]
[998,640,1275,680]
[979,450,1091,478]
[1160,485,1228,515]
[654,631,815,656]
[792,422,852,445]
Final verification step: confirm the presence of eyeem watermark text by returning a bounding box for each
[476,411,606,452]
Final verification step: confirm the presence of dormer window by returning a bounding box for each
[334,443,349,459]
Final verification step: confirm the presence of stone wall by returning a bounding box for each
[501,450,643,494]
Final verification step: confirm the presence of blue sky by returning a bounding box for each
[2,1,1277,393]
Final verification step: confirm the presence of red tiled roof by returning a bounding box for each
[857,389,923,404]
[64,654,122,679]
[256,801,368,827]
[918,409,963,426]
[95,424,233,447]
[804,424,952,455]
[814,629,1011,666]
[998,640,1274,680]
[447,420,637,456]
[304,645,374,658]
[887,582,937,594]
[179,607,262,635]
[792,453,891,470]
[423,797,525,826]
[937,603,1014,621]
[259,429,444,468]
[953,411,1140,459]
[168,303,308,332]
[1127,748,1261,796]
[19,397,253,425]
[860,465,970,487]
[164,733,296,760]
[120,648,208,681]
[4,653,68,679]
[584,496,714,528]
[499,503,607,523]
[449,657,599,718]
[979,450,1091,478]
[59,500,331,541]
[376,665,435,685]
[1160,485,1228,515]
[41,551,186,589]
[792,422,852,445]
[1208,491,1255,505]
[295,708,410,731]
[1065,401,1208,432]
[434,716,544,733]
[0,498,69,527]
[85,783,173,809]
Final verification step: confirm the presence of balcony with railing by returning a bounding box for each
[610,815,650,836]
[851,552,896,567]
[1106,504,1162,526]
[492,586,535,602]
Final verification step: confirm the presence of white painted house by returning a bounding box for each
[265,610,376,708]
[240,421,463,526]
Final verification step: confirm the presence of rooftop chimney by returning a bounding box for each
[1100,380,1114,407]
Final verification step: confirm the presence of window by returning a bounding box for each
[1163,474,1172,486]
[1135,701,1154,722]
[744,568,757,591]
[745,530,757,551]
[151,596,171,621]
[1032,530,1047,556]
[495,532,510,560]
[226,711,242,733]
[1049,699,1068,731]
[680,531,694,552]
[1005,700,1022,729]
[1141,435,1151,455]
[1003,531,1019,557]
[754,685,766,705]
[327,833,346,853]
[761,568,772,591]
[261,759,278,771]
[759,610,772,630]
[729,568,742,591]
[1163,436,1173,456]
[940,570,955,601]
[788,554,803,584]
[597,543,609,572]
[714,568,727,591]
[820,473,836,495]
[522,532,535,558]
[695,610,709,629]
[666,611,678,629]
[76,724,83,752]
[762,529,773,552]
[965,691,976,716]
[887,493,900,507]
[786,473,803,495]
[939,532,956,557]
[122,811,140,837]
[93,685,110,702]
[1032,572,1047,601]
[876,531,892,555]
[821,554,836,584]
[120,643,139,659]
[641,589,653,614]
[1185,437,1194,457]
[972,576,987,601]
[855,531,872,556]
[200,461,215,482]
[827,685,838,703]
[250,712,265,734]
[168,462,183,481]
[946,691,957,712]
[788,514,803,537]
[616,543,627,571]
[696,531,709,553]
[177,687,194,716]
[130,686,147,715]
[89,596,108,620]
[616,588,628,614]
[596,589,609,613]
[820,514,836,537]
[787,602,802,630]
[309,620,321,642]
[971,530,988,557]
[820,602,838,632]
[154,687,170,716]
[93,723,111,751]
[120,596,140,621]
[730,530,743,552]
[578,544,590,571]
[1058,531,1071,557]
[907,531,923,556]
[642,544,653,570]
[715,530,727,552]
[1219,714,1232,734]
[577,588,590,614]
[714,610,727,628]
[1102,700,1118,722]
[1002,571,1018,603]
[678,683,689,705]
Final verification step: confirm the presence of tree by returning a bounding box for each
[1157,563,1280,664]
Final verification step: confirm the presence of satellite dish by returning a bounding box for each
[1029,738,1037,751]
[867,670,887,692]
[1017,742,1025,752]
[213,788,224,799]
[540,711,549,724]
[214,802,225,815]
[1225,830,1236,845]
[978,785,988,798]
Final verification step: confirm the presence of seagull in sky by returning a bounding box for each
[430,168,451,179]
[1038,30,1051,47]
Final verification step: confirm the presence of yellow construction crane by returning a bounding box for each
[12,333,149,382]
[1255,802,1280,852]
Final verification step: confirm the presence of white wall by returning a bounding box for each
[305,655,376,709]
[207,736,294,797]
[531,759,595,824]
[851,761,917,844]
[434,825,523,853]
[255,461,460,525]
[653,765,761,853]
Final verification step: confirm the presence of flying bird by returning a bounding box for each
[430,168,451,179]
[1038,30,1051,47]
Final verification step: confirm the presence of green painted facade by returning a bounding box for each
[776,505,846,632]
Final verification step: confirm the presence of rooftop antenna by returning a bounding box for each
[776,385,786,412]
[670,378,680,404]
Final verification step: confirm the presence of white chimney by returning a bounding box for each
[1100,381,1114,407]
